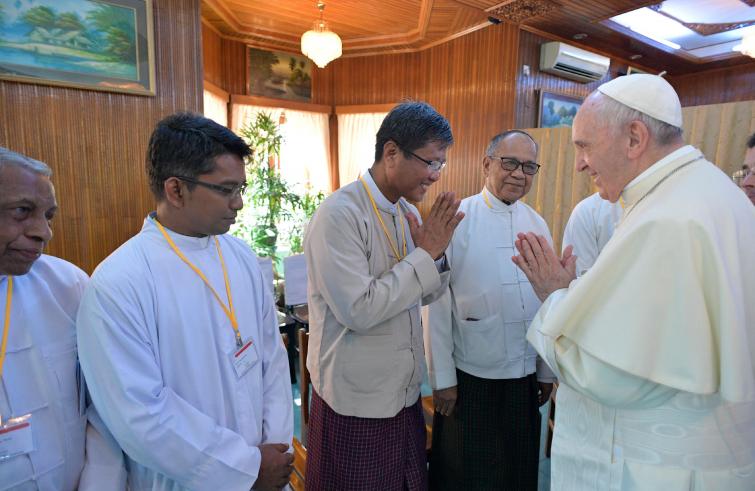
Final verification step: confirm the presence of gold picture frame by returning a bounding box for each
[0,0,156,96]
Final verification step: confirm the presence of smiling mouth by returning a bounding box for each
[11,249,42,261]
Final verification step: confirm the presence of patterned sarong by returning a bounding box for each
[429,370,541,490]
[305,390,427,490]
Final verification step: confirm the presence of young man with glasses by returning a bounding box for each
[304,101,463,490]
[77,113,294,490]
[425,129,555,490]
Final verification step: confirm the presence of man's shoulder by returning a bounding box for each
[89,231,152,286]
[34,254,87,280]
[26,254,88,298]
[311,183,365,223]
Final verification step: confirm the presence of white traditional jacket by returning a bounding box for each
[425,188,555,390]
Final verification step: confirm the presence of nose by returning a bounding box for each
[511,165,526,179]
[27,214,53,244]
[428,169,441,182]
[575,155,588,173]
[230,193,244,211]
[743,171,755,189]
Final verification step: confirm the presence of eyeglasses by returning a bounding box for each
[494,157,541,175]
[176,176,248,198]
[404,149,447,172]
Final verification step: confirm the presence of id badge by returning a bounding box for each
[0,414,34,461]
[229,338,258,379]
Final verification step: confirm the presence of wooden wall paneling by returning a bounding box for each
[225,37,248,95]
[0,0,204,274]
[202,22,224,89]
[669,63,755,108]
[682,100,755,177]
[202,21,246,94]
[312,24,521,216]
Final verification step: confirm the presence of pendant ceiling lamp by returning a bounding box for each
[301,1,342,68]
[736,32,755,59]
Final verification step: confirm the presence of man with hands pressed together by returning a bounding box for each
[425,130,555,491]
[513,75,755,490]
[304,101,463,490]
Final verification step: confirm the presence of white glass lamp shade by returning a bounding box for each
[301,21,342,68]
[738,33,755,59]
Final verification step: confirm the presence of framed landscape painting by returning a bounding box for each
[0,0,155,96]
[248,47,312,102]
[538,91,583,128]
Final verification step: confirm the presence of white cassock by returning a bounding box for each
[76,215,293,491]
[425,188,554,389]
[562,192,622,275]
[1,255,126,491]
[527,146,755,490]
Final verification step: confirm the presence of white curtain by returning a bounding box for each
[337,112,388,186]
[232,104,331,193]
[203,89,228,127]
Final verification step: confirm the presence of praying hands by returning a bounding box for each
[511,232,577,302]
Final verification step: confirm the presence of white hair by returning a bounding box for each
[0,147,52,177]
[593,93,683,146]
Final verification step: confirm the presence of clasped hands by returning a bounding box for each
[511,232,577,302]
[252,443,294,491]
[407,192,465,260]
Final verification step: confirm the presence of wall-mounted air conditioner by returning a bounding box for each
[539,42,610,83]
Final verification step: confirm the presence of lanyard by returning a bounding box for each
[360,176,407,262]
[154,219,243,348]
[0,276,12,380]
[482,188,494,209]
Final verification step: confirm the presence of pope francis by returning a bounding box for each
[513,75,755,490]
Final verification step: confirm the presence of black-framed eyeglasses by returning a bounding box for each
[404,149,447,172]
[176,176,247,198]
[494,157,541,175]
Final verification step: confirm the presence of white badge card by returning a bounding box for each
[0,414,34,461]
[230,339,259,379]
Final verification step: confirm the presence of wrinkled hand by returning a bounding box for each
[252,443,294,491]
[433,386,458,417]
[538,382,553,407]
[511,232,577,302]
[407,192,464,260]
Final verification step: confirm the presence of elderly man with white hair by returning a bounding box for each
[512,75,755,490]
[0,147,125,490]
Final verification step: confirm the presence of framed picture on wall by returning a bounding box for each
[0,0,155,96]
[247,47,312,102]
[537,91,583,128]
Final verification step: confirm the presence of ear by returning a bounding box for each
[382,140,400,168]
[482,156,492,177]
[162,177,185,208]
[627,120,650,159]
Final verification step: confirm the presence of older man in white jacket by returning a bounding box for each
[425,130,555,491]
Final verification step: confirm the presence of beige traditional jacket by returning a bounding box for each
[304,171,449,418]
